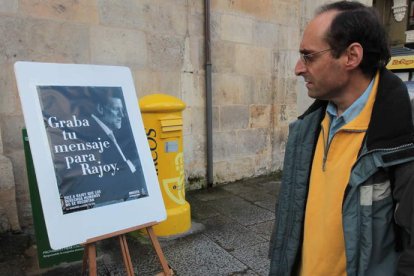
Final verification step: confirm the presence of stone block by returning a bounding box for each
[277,25,300,51]
[0,63,19,116]
[271,125,289,168]
[213,73,252,105]
[237,128,270,156]
[98,0,147,29]
[212,130,239,161]
[91,26,147,69]
[252,76,274,105]
[214,157,255,183]
[220,105,249,130]
[250,105,272,129]
[212,0,274,21]
[133,70,182,99]
[183,133,206,188]
[275,77,298,105]
[0,0,17,13]
[253,152,273,175]
[0,17,89,63]
[272,1,300,26]
[183,132,205,155]
[188,0,204,14]
[219,14,253,44]
[212,105,220,131]
[234,44,272,76]
[189,13,204,38]
[0,155,20,231]
[133,70,155,97]
[253,21,278,48]
[154,2,188,36]
[147,34,184,71]
[7,150,32,228]
[0,115,25,153]
[161,76,181,99]
[273,50,298,79]
[190,73,206,108]
[186,106,206,135]
[297,77,314,114]
[20,0,98,24]
[211,41,236,73]
[189,37,204,71]
[99,0,187,35]
[0,128,3,154]
[274,103,297,127]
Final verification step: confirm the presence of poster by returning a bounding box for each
[38,86,148,214]
[15,62,166,249]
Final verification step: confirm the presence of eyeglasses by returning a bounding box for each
[300,48,332,64]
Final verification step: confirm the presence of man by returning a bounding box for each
[269,1,414,275]
[91,95,137,174]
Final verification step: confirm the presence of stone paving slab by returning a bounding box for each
[230,242,270,276]
[189,186,235,202]
[254,196,277,212]
[163,234,248,276]
[247,220,274,242]
[206,196,275,227]
[186,194,220,220]
[201,214,267,251]
[221,181,277,203]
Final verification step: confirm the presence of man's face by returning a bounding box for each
[101,97,125,130]
[295,11,348,101]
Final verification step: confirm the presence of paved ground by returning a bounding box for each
[0,175,280,275]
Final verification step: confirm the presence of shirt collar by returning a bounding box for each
[326,77,375,124]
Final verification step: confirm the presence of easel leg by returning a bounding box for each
[82,243,97,276]
[119,234,134,276]
[81,244,88,276]
[146,226,172,276]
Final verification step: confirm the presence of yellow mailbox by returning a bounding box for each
[139,94,191,236]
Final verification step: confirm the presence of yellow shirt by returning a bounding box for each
[300,75,379,276]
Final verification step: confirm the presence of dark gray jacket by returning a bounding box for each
[269,69,414,276]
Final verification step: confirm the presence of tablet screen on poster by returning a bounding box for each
[15,62,166,249]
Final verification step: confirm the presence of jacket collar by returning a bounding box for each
[366,68,414,150]
[298,68,414,150]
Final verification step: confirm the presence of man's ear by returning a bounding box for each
[97,103,104,115]
[344,42,363,70]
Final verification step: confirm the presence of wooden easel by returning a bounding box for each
[81,222,173,276]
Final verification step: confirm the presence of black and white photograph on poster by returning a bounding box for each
[15,62,166,250]
[37,86,149,214]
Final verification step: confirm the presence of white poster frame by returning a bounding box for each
[15,61,166,250]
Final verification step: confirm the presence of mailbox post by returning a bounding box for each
[139,94,191,236]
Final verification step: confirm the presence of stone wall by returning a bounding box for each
[209,0,300,183]
[0,0,369,231]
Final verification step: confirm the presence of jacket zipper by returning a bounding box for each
[343,142,414,204]
[321,126,366,171]
[354,143,414,165]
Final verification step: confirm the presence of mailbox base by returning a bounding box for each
[153,201,191,236]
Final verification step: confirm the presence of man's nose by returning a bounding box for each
[294,58,306,76]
